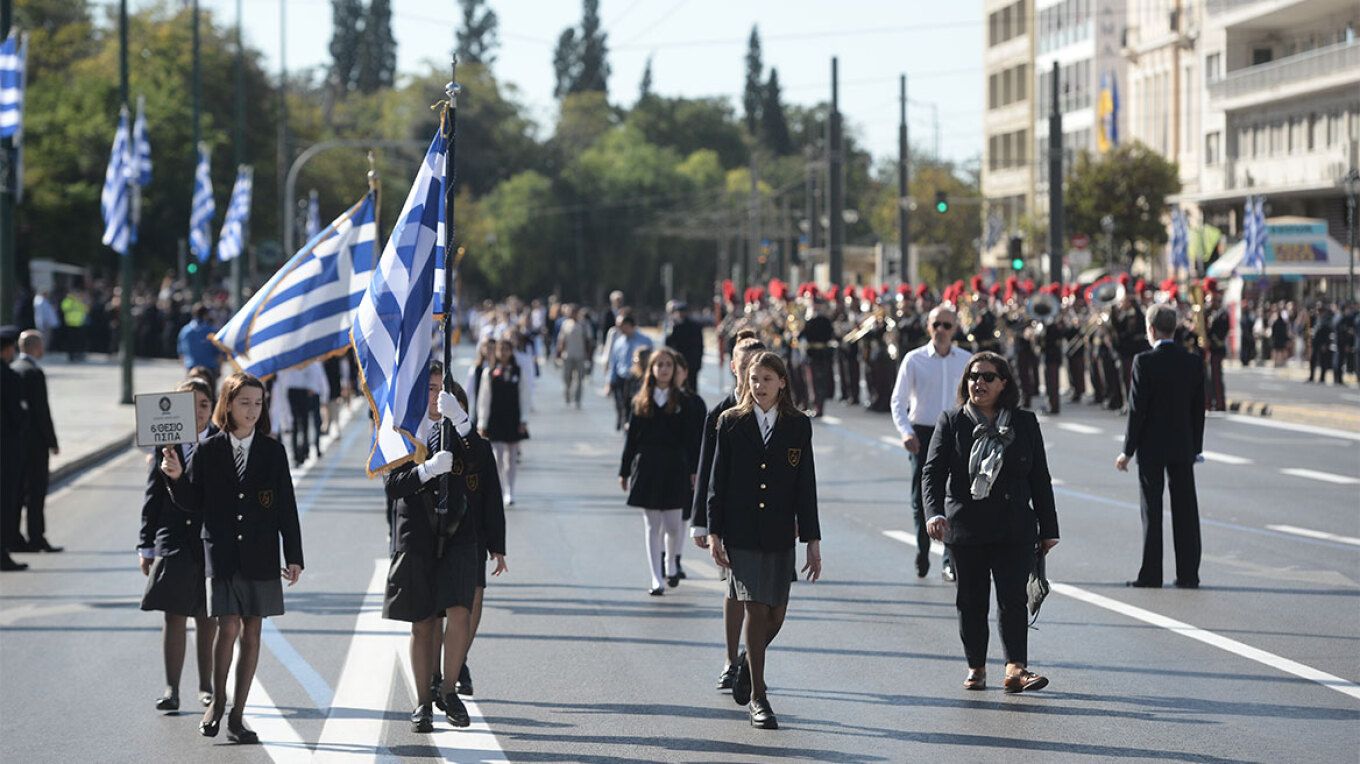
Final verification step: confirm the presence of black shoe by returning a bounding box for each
[0,554,27,571]
[199,710,223,738]
[941,562,957,583]
[1173,579,1199,589]
[199,691,213,708]
[455,663,473,697]
[431,673,444,710]
[6,538,30,553]
[443,692,470,728]
[31,540,62,553]
[155,692,180,712]
[411,703,435,733]
[226,718,259,744]
[675,556,686,579]
[914,552,929,579]
[748,698,778,729]
[648,586,664,596]
[732,653,751,706]
[1126,579,1162,588]
[666,574,680,588]
[717,662,739,691]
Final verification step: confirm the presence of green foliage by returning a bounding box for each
[637,56,653,104]
[327,0,363,98]
[355,0,397,93]
[455,0,499,65]
[552,0,609,99]
[867,156,982,285]
[626,96,747,170]
[743,26,762,136]
[1063,141,1180,265]
[760,69,792,156]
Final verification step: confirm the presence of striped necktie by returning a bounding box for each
[234,445,246,482]
[182,442,196,472]
[762,416,772,445]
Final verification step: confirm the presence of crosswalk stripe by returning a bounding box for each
[1057,422,1102,435]
[1279,468,1360,486]
[1200,451,1253,465]
[1266,525,1360,547]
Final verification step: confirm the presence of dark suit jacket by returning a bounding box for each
[169,431,303,580]
[620,395,700,510]
[140,426,218,557]
[386,431,506,559]
[10,356,56,452]
[707,409,820,552]
[665,319,705,373]
[922,407,1058,546]
[690,393,736,529]
[0,363,23,491]
[1122,342,1205,465]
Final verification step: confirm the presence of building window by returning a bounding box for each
[989,11,999,47]
[1251,47,1273,66]
[1205,53,1220,83]
[1205,132,1220,165]
[989,73,998,109]
[1017,64,1028,100]
[1016,0,1027,35]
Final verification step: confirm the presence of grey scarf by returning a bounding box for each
[963,403,1014,500]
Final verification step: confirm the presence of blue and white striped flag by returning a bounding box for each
[189,143,215,263]
[305,189,321,242]
[1240,195,1266,274]
[217,165,254,262]
[1170,207,1189,272]
[984,210,1004,251]
[0,32,26,139]
[352,123,446,477]
[214,191,377,380]
[100,108,132,255]
[129,95,152,243]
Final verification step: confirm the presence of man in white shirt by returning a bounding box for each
[556,307,594,408]
[890,305,972,581]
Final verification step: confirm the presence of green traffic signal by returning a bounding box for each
[934,190,948,213]
[187,262,199,275]
[1011,258,1024,270]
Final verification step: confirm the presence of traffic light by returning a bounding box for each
[934,191,949,213]
[187,262,199,275]
[1008,236,1024,271]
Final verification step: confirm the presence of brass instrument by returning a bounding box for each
[842,308,885,345]
[1061,281,1124,355]
[1026,293,1060,324]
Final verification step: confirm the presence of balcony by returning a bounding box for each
[1208,41,1360,111]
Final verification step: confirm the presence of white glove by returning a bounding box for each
[417,450,454,483]
[437,391,472,436]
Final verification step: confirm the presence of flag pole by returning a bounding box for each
[0,1,16,323]
[118,0,134,404]
[440,59,459,508]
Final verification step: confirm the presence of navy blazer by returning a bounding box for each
[169,431,303,580]
[707,409,820,552]
[1123,342,1206,465]
[689,392,735,528]
[386,431,506,559]
[922,407,1058,546]
[620,394,699,510]
[140,426,218,557]
[11,356,56,451]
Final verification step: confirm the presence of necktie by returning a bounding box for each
[234,445,246,482]
[428,426,448,515]
[762,417,772,445]
[182,443,195,472]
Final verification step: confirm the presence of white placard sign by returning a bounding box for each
[135,391,198,447]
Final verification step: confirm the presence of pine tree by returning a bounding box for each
[327,0,364,95]
[456,0,500,65]
[760,68,793,155]
[576,0,610,95]
[743,25,763,136]
[553,28,579,99]
[355,0,397,93]
[638,56,654,103]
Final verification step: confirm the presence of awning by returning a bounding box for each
[1206,217,1352,278]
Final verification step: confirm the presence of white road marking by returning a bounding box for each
[1050,478,1065,486]
[882,530,1360,702]
[820,414,844,425]
[1266,525,1360,547]
[1280,468,1360,486]
[1224,414,1360,442]
[1200,451,1254,465]
[249,678,313,764]
[879,435,903,447]
[1341,394,1360,404]
[263,619,335,711]
[1057,422,1103,435]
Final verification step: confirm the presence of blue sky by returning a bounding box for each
[160,0,985,166]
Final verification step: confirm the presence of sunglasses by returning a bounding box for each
[932,321,954,330]
[968,371,1002,383]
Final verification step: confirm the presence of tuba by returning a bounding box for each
[1025,293,1060,324]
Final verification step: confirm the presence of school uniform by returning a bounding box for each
[620,390,699,510]
[139,425,217,618]
[169,431,303,618]
[383,420,505,622]
[478,362,528,444]
[707,407,820,607]
[689,393,737,534]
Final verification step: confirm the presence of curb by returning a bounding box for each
[49,432,135,486]
[1226,399,1271,417]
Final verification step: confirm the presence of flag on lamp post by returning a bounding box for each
[100,108,132,255]
[0,31,27,139]
[189,143,215,262]
[129,95,152,243]
[1170,207,1189,273]
[217,166,254,262]
[305,189,321,242]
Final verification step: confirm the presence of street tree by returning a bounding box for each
[355,0,397,93]
[637,56,654,104]
[743,25,762,136]
[1064,141,1180,266]
[760,68,792,156]
[552,0,609,98]
[455,0,499,65]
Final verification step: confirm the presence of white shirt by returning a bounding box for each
[652,387,670,408]
[755,404,777,442]
[890,342,973,438]
[228,432,254,472]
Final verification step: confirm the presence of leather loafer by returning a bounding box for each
[199,712,223,738]
[1003,669,1049,694]
[0,555,27,571]
[963,669,986,691]
[155,693,180,712]
[1126,580,1162,588]
[716,662,738,690]
[226,719,259,744]
[732,653,751,706]
[748,698,778,729]
[411,703,434,733]
[667,574,680,588]
[915,552,929,579]
[648,587,664,596]
[31,540,62,553]
[443,692,470,728]
[455,663,473,697]
[941,562,957,583]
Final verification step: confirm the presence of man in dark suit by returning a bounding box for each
[664,302,704,393]
[1,327,28,570]
[11,330,62,553]
[1116,304,1205,588]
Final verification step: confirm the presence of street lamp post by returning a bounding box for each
[1344,169,1358,301]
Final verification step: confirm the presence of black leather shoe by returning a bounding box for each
[666,574,680,588]
[914,552,929,579]
[155,692,180,712]
[732,653,751,706]
[431,673,444,710]
[7,538,29,553]
[226,719,259,744]
[199,710,223,738]
[1126,580,1162,588]
[748,698,778,729]
[455,663,473,697]
[30,539,62,553]
[411,703,435,733]
[1173,579,1199,589]
[648,587,664,596]
[717,662,738,691]
[0,555,27,571]
[675,557,686,579]
[443,692,470,728]
[941,562,957,583]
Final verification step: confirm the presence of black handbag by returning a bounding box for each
[1026,544,1050,625]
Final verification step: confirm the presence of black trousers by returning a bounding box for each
[1,451,24,550]
[287,388,313,462]
[1207,354,1226,410]
[1136,459,1201,586]
[1043,360,1061,413]
[610,381,631,431]
[907,426,949,568]
[19,449,50,543]
[1067,353,1086,400]
[948,540,1032,668]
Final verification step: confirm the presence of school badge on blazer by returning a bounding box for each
[258,489,275,508]
[787,448,801,467]
[465,473,479,492]
[451,457,465,476]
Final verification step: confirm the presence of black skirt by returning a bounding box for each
[209,572,285,618]
[140,553,208,619]
[383,544,480,623]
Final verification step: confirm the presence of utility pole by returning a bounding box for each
[898,73,910,284]
[1047,61,1064,286]
[0,0,14,324]
[118,0,133,404]
[827,57,844,287]
[276,0,288,282]
[748,144,760,289]
[231,0,245,310]
[191,0,202,301]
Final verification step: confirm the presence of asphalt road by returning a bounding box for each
[1,352,1357,763]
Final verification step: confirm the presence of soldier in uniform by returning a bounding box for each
[1204,283,1229,410]
[1062,288,1088,404]
[1113,291,1150,407]
[799,296,836,417]
[862,299,895,413]
[1039,290,1065,415]
[836,289,863,405]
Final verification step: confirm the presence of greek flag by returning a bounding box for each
[100,109,132,255]
[213,191,377,379]
[0,32,25,139]
[1170,207,1189,272]
[189,143,215,262]
[305,190,321,241]
[217,166,254,262]
[985,210,1004,251]
[1241,195,1267,274]
[352,123,447,477]
[129,95,152,243]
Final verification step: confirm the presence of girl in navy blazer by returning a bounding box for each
[708,351,821,730]
[161,372,303,744]
[138,376,218,712]
[923,351,1059,694]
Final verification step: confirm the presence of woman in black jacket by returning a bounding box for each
[924,351,1059,694]
[620,347,699,596]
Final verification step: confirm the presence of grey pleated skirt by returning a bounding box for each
[209,572,285,618]
[726,546,797,608]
